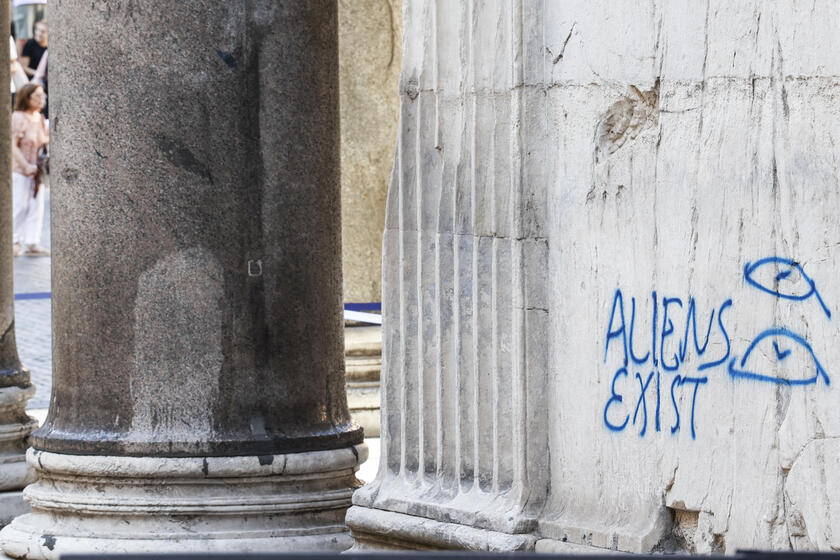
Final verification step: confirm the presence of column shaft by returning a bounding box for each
[35,1,359,456]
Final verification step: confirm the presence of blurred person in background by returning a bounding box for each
[11,83,49,257]
[9,35,27,106]
[19,19,45,79]
[32,48,45,116]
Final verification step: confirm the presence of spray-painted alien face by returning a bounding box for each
[744,257,831,318]
[728,328,830,386]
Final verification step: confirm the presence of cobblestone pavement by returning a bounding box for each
[14,191,51,410]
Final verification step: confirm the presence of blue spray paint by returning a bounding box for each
[697,299,732,371]
[633,371,655,437]
[670,375,681,435]
[660,297,683,371]
[604,367,630,431]
[744,257,831,319]
[679,298,715,362]
[728,328,830,386]
[601,256,832,441]
[604,290,628,366]
[629,297,651,365]
[601,289,730,441]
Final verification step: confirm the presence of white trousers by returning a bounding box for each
[12,172,44,246]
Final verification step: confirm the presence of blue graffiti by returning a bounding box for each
[697,300,732,371]
[728,328,830,386]
[668,375,708,439]
[604,256,833,441]
[604,290,731,373]
[773,341,791,361]
[604,367,629,431]
[633,371,655,437]
[744,257,831,319]
[602,289,729,440]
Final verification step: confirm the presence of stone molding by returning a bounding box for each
[0,386,36,493]
[0,445,367,559]
[347,506,536,551]
[345,325,382,437]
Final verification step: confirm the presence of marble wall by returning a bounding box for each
[349,0,840,553]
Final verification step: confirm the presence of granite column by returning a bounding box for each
[0,1,37,526]
[0,2,364,557]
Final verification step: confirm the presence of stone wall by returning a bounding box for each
[339,0,401,304]
[349,0,840,553]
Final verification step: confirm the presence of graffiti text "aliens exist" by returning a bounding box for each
[602,290,731,439]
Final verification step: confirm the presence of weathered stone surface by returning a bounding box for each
[350,0,840,553]
[339,0,401,304]
[348,507,535,551]
[33,0,360,457]
[348,0,551,550]
[1,446,367,558]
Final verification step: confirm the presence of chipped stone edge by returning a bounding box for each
[346,506,537,551]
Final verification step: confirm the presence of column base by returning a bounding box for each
[0,386,37,495]
[346,506,536,551]
[0,445,367,559]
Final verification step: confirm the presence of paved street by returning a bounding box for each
[14,191,51,411]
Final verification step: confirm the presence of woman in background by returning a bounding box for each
[11,83,49,257]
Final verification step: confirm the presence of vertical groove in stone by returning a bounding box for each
[385,108,403,475]
[434,0,459,489]
[496,238,514,491]
[456,197,475,489]
[467,0,480,494]
[437,182,456,491]
[476,235,493,491]
[491,234,500,494]
[497,0,516,486]
[509,0,527,500]
[420,111,441,480]
[451,0,468,492]
[401,83,419,478]
[421,0,437,481]
[431,0,444,486]
[473,30,495,488]
[414,89,423,482]
[495,0,515,489]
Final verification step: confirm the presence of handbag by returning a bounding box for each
[33,145,48,198]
